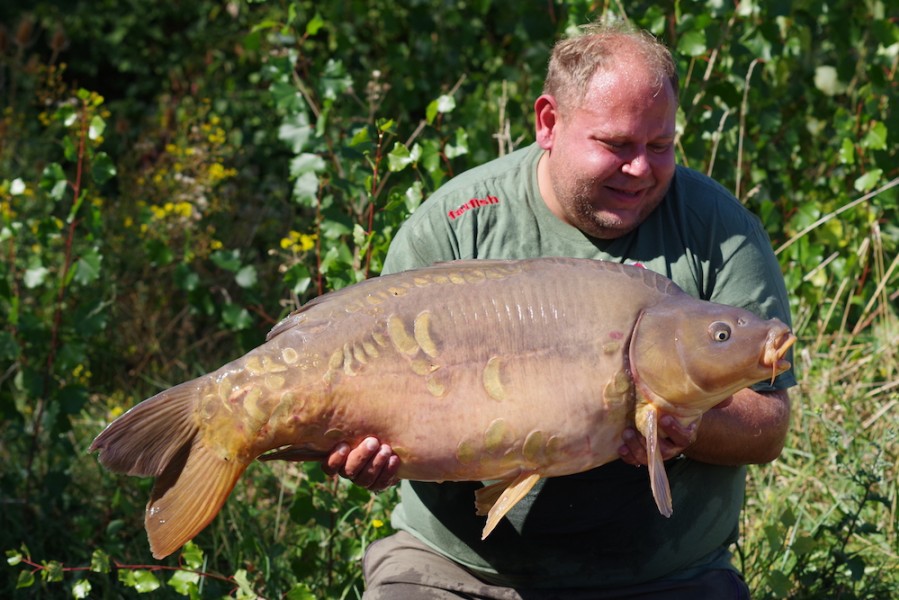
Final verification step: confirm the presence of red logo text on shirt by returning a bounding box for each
[448,195,500,220]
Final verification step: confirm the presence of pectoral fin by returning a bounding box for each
[258,444,329,462]
[644,407,673,517]
[474,472,541,539]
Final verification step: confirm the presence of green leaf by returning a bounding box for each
[284,263,312,296]
[10,178,26,195]
[389,143,421,173]
[74,247,102,285]
[791,534,817,555]
[180,541,204,570]
[211,249,242,272]
[767,569,792,597]
[169,568,201,595]
[814,65,846,96]
[279,112,313,153]
[286,583,317,600]
[235,264,258,288]
[131,569,161,593]
[233,569,257,599]
[91,151,117,185]
[445,129,468,159]
[60,385,89,415]
[16,569,34,589]
[222,303,252,330]
[292,172,320,206]
[838,138,855,165]
[349,126,370,147]
[677,30,707,57]
[861,121,887,151]
[404,181,424,213]
[146,239,173,266]
[40,163,69,201]
[6,549,22,566]
[90,549,110,573]
[24,264,49,289]
[73,578,92,599]
[289,153,325,178]
[853,169,883,193]
[88,115,106,140]
[305,12,325,36]
[426,94,456,124]
[42,560,63,583]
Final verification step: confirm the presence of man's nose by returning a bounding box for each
[621,148,651,177]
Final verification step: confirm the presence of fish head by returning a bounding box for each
[629,299,796,419]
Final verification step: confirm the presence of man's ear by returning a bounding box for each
[534,94,559,150]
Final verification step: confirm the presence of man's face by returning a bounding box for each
[536,56,678,240]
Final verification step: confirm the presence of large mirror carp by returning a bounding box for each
[91,258,796,559]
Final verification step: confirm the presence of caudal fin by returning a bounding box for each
[90,379,248,559]
[90,380,202,477]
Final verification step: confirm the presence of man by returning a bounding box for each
[323,21,795,599]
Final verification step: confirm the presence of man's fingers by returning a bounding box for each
[322,442,350,476]
[342,437,381,479]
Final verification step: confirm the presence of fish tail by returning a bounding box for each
[90,379,247,559]
[90,379,202,477]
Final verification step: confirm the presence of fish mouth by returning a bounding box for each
[762,328,797,384]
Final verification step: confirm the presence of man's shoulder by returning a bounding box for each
[405,144,540,223]
[669,166,762,225]
[428,144,540,201]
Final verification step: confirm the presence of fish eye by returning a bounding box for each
[709,322,732,342]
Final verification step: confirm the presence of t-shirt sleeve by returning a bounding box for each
[711,212,797,391]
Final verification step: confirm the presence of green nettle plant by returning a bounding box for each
[2,1,897,597]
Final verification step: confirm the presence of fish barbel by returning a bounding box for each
[90,258,795,559]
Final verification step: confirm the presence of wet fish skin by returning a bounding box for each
[90,257,795,559]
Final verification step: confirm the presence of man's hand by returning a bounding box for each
[618,388,791,467]
[322,437,401,491]
[618,414,698,466]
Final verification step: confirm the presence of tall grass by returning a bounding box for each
[738,212,898,599]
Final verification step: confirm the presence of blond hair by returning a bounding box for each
[543,20,678,111]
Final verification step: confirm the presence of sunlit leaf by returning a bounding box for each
[853,169,882,193]
[24,265,49,289]
[6,549,22,566]
[235,264,258,288]
[91,151,117,185]
[90,549,110,573]
[861,121,887,151]
[73,578,92,599]
[74,247,102,285]
[677,30,707,56]
[88,115,106,140]
[305,12,325,36]
[169,568,201,595]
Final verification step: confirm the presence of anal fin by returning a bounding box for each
[644,407,673,517]
[145,439,248,559]
[474,472,541,540]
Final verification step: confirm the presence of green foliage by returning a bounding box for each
[2,0,897,597]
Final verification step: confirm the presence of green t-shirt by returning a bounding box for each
[381,142,796,588]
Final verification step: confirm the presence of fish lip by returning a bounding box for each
[761,328,796,383]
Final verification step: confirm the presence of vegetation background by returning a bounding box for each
[1,0,896,597]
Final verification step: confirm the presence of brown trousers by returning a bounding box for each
[363,531,751,600]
